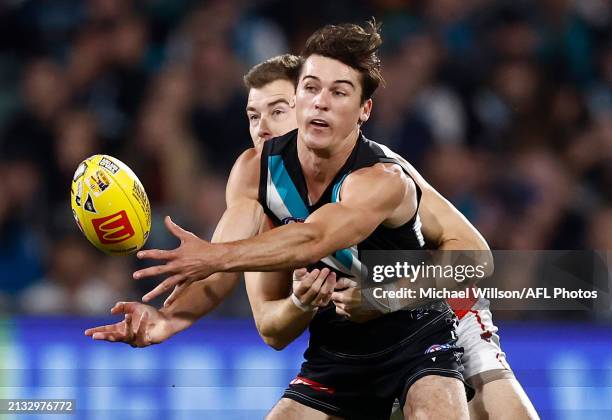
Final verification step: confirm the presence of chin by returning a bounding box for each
[302,131,333,150]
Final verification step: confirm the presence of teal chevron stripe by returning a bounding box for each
[331,174,348,203]
[334,248,353,270]
[269,155,309,219]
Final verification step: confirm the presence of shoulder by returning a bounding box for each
[346,163,415,193]
[234,146,261,169]
[227,147,261,200]
[342,163,416,206]
[341,163,418,225]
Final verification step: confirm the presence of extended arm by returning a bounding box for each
[212,164,415,272]
[135,163,417,301]
[86,149,265,345]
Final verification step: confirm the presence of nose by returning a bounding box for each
[257,118,272,140]
[314,90,330,111]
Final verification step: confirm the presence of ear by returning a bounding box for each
[359,98,373,123]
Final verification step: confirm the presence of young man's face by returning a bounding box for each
[295,54,372,151]
[246,79,297,147]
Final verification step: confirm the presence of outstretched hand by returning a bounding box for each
[84,301,172,347]
[134,216,219,303]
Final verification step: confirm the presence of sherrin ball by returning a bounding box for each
[70,155,151,255]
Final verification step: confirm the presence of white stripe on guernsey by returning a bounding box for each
[376,142,412,173]
[320,256,349,273]
[413,213,425,248]
[375,142,426,248]
[322,252,364,280]
[267,168,293,221]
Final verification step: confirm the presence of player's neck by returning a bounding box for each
[297,127,359,203]
[298,127,358,179]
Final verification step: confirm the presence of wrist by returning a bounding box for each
[290,293,318,313]
[214,242,235,272]
[159,307,194,334]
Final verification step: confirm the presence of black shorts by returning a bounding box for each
[282,301,474,419]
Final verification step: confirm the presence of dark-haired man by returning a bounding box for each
[131,21,474,419]
[86,47,538,418]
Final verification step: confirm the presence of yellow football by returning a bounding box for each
[70,155,151,255]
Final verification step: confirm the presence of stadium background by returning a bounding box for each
[0,0,610,418]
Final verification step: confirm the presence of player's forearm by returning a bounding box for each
[217,222,326,273]
[157,198,264,332]
[159,272,241,335]
[255,298,315,350]
[437,235,494,279]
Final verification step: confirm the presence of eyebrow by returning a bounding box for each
[246,98,290,113]
[266,98,290,108]
[302,75,355,89]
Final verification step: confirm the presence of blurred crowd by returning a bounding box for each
[0,0,610,319]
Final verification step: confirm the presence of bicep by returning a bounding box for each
[303,165,415,251]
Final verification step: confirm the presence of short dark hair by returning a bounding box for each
[301,19,384,102]
[243,54,303,90]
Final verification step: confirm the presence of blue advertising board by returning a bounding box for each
[0,318,610,419]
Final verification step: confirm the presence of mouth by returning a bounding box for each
[309,118,330,129]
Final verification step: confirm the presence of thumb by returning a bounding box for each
[165,216,189,240]
[111,301,138,315]
[335,278,358,290]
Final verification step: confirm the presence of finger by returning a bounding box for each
[155,274,185,306]
[301,269,329,304]
[111,301,138,315]
[314,273,336,306]
[314,291,334,307]
[331,290,348,303]
[295,268,321,297]
[90,321,128,340]
[294,269,320,296]
[124,313,134,337]
[110,301,123,315]
[91,332,116,341]
[91,332,125,342]
[136,248,176,261]
[298,269,320,287]
[164,216,192,241]
[292,268,308,281]
[135,311,148,343]
[334,301,346,310]
[335,278,358,290]
[85,324,120,336]
[335,307,350,318]
[133,263,175,280]
[318,272,337,297]
[142,276,184,302]
[164,282,187,307]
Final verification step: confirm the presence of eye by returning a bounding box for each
[333,90,347,97]
[272,109,285,117]
[248,114,260,122]
[304,85,317,93]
